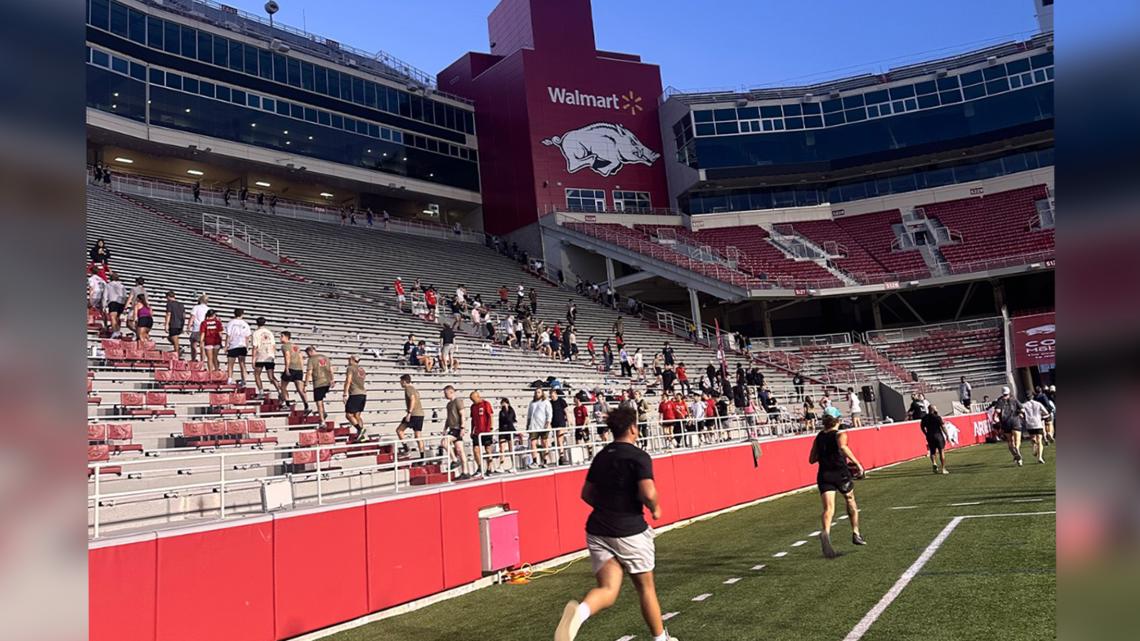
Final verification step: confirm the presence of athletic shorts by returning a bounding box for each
[926,437,946,453]
[498,430,515,442]
[168,326,183,339]
[227,347,247,358]
[1025,428,1044,436]
[441,344,456,360]
[190,331,201,343]
[345,394,366,413]
[137,316,153,329]
[818,471,854,495]
[596,424,609,437]
[107,302,125,314]
[281,369,302,382]
[999,420,1022,434]
[575,428,590,442]
[402,415,424,432]
[313,386,330,402]
[474,432,495,447]
[254,361,275,370]
[587,528,656,575]
[446,427,463,441]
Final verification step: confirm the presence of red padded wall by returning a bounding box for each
[89,536,156,641]
[553,468,590,554]
[649,454,680,526]
[366,493,445,611]
[274,504,369,639]
[155,520,275,641]
[501,475,562,564]
[439,483,505,588]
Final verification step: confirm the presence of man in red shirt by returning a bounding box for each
[470,390,495,476]
[673,392,690,446]
[676,363,691,396]
[658,396,678,449]
[394,277,406,311]
[498,285,509,309]
[424,287,438,321]
[573,395,590,444]
[704,392,718,438]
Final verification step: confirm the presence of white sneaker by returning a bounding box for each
[1016,458,1023,467]
[1037,457,1045,464]
[554,600,584,641]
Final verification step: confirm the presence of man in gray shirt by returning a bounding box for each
[101,273,127,338]
[527,388,553,468]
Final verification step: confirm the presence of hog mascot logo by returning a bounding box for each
[542,122,660,177]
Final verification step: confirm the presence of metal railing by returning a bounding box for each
[202,212,281,259]
[543,204,683,217]
[89,414,824,538]
[106,172,488,244]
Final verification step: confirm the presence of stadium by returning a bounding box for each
[86,1,1055,640]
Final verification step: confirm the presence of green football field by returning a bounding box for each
[330,442,1056,641]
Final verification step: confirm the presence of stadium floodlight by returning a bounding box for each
[320,192,334,198]
[255,181,272,187]
[187,169,204,176]
[264,1,279,30]
[113,157,133,164]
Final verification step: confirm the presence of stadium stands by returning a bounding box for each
[918,184,1055,271]
[865,318,1006,389]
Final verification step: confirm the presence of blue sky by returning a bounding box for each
[222,0,1057,90]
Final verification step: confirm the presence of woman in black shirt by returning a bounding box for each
[809,415,867,558]
[89,239,110,265]
[496,398,518,471]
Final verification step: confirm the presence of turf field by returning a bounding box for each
[329,442,1056,641]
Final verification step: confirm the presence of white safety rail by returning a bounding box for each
[106,172,488,244]
[89,415,811,538]
[762,332,853,349]
[202,212,281,259]
[864,317,1003,344]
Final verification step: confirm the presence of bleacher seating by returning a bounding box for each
[794,211,931,282]
[919,185,1055,270]
[866,318,1006,389]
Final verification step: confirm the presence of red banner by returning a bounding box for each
[1010,312,1055,368]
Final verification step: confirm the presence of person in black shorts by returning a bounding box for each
[396,374,427,456]
[442,385,471,480]
[342,355,368,441]
[992,386,1025,466]
[304,347,334,426]
[920,404,950,474]
[809,415,866,558]
[554,408,673,641]
[496,397,518,472]
[163,291,186,359]
[278,332,308,412]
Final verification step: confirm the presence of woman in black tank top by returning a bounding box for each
[808,415,867,558]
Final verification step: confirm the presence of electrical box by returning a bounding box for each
[260,479,294,512]
[479,506,520,573]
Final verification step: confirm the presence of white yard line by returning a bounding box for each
[616,635,637,641]
[772,551,788,558]
[723,577,742,584]
[809,530,821,536]
[890,505,918,510]
[949,501,982,506]
[791,540,808,547]
[751,564,767,571]
[662,612,679,621]
[691,593,712,602]
[841,510,1055,641]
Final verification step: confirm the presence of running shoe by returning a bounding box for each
[356,426,369,441]
[852,533,867,546]
[932,464,939,474]
[1037,457,1045,464]
[941,468,950,475]
[554,600,584,641]
[1016,458,1024,467]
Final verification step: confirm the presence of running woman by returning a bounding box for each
[342,355,368,441]
[554,407,675,641]
[920,404,950,474]
[808,415,867,558]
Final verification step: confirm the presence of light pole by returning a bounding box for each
[264,1,279,30]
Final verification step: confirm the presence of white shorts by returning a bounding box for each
[587,528,656,575]
[397,294,406,304]
[441,344,456,360]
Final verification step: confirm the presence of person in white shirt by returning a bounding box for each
[87,271,105,311]
[527,388,554,468]
[250,317,282,398]
[633,348,646,382]
[224,308,253,385]
[1020,395,1051,464]
[847,388,863,427]
[958,377,973,409]
[690,395,708,443]
[189,295,211,362]
[539,330,552,358]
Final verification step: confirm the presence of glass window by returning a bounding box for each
[110,56,128,75]
[262,97,274,111]
[213,36,228,67]
[129,61,145,81]
[165,73,181,90]
[259,50,273,80]
[353,77,366,105]
[230,89,245,105]
[318,111,330,126]
[737,106,759,119]
[341,73,354,102]
[985,77,1010,94]
[845,108,866,122]
[695,123,715,136]
[426,139,438,152]
[276,100,289,115]
[128,8,146,44]
[1030,52,1053,69]
[183,77,198,94]
[163,22,181,55]
[301,62,314,90]
[939,89,962,104]
[392,130,403,143]
[917,93,939,109]
[216,85,230,101]
[865,90,889,104]
[199,80,214,97]
[760,105,782,118]
[147,16,162,48]
[915,80,936,95]
[291,103,304,119]
[888,85,915,99]
[364,82,377,108]
[892,100,905,113]
[842,94,864,108]
[905,98,917,110]
[196,32,212,63]
[228,40,243,72]
[244,44,258,76]
[272,54,287,84]
[247,94,259,108]
[802,102,821,115]
[713,108,736,121]
[714,121,739,135]
[109,1,128,37]
[693,110,714,123]
[287,58,301,87]
[90,0,110,30]
[960,70,984,86]
[783,103,803,116]
[936,76,959,91]
[330,114,343,128]
[822,98,843,113]
[824,111,844,126]
[983,65,1006,80]
[785,116,804,130]
[181,27,196,59]
[1045,67,1054,80]
[148,67,162,84]
[327,69,341,98]
[304,107,317,122]
[314,66,327,93]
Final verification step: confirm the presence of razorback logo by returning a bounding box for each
[542,122,660,177]
[319,359,327,366]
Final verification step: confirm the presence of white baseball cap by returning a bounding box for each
[1001,386,1011,395]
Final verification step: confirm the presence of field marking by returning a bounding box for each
[772,551,788,558]
[691,593,712,602]
[791,540,808,547]
[751,564,767,571]
[841,510,1055,641]
[838,515,849,520]
[723,577,742,584]
[616,635,637,641]
[1011,498,1045,503]
[662,612,679,621]
[891,505,918,510]
[949,501,982,506]
[809,530,821,536]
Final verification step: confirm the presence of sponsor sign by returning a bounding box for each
[1010,312,1055,368]
[547,86,644,115]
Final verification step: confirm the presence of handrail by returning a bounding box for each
[865,316,1004,343]
[202,212,281,258]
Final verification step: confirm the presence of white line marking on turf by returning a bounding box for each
[891,506,918,510]
[842,510,1056,641]
[791,540,808,547]
[838,515,849,520]
[692,593,712,602]
[773,551,788,558]
[662,612,679,621]
[809,530,821,536]
[723,577,741,584]
[616,635,637,641]
[751,564,766,571]
[841,516,964,641]
[950,501,982,506]
[1012,498,1045,503]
